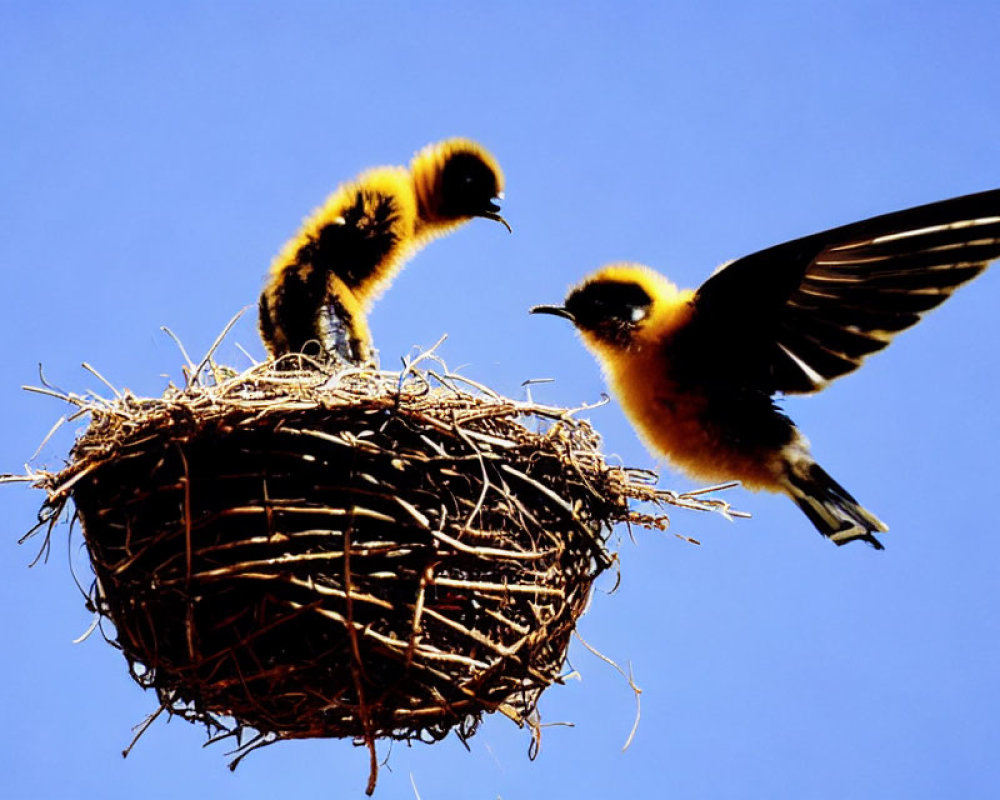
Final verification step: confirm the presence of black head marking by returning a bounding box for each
[564,279,654,346]
[438,150,502,219]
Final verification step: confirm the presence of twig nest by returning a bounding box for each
[27,365,663,741]
[17,358,740,791]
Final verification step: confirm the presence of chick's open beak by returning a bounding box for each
[479,203,512,233]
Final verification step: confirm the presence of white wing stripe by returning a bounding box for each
[826,216,1000,250]
[776,343,829,388]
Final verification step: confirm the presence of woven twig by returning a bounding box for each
[10,357,744,794]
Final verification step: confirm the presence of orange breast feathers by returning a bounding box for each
[577,273,784,490]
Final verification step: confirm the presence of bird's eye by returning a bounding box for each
[630,307,647,323]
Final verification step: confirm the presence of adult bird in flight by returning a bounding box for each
[532,189,1000,548]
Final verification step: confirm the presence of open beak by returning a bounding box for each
[481,211,512,233]
[479,208,512,233]
[478,194,512,232]
[529,304,575,321]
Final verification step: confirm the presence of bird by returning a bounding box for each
[531,188,1000,548]
[259,138,509,364]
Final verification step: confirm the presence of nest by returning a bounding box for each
[14,353,740,793]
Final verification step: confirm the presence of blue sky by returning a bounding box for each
[3,3,999,798]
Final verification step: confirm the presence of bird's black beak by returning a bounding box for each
[480,210,512,232]
[529,304,575,321]
[478,194,512,232]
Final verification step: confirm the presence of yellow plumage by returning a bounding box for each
[258,138,508,364]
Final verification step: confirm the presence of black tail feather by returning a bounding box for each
[783,460,887,549]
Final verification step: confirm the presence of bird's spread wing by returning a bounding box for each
[691,188,1000,394]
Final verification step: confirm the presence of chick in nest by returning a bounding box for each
[258,138,510,364]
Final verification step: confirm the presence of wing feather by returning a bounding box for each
[691,188,1000,394]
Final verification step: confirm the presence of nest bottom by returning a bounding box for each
[82,419,604,741]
